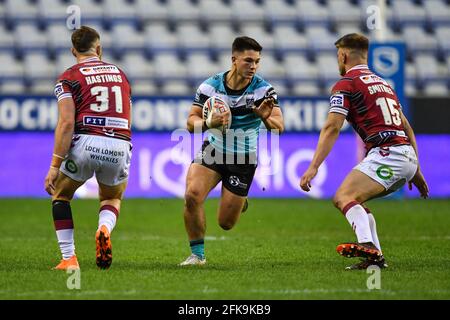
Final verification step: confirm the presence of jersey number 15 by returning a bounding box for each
[376,97,401,126]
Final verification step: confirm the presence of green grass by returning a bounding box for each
[0,198,449,300]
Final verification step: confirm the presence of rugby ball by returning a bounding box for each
[202,96,232,133]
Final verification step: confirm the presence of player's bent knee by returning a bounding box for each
[218,219,235,231]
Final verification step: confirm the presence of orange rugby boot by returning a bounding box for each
[336,242,382,261]
[53,255,80,270]
[96,225,112,269]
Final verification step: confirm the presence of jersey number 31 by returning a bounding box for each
[90,86,123,113]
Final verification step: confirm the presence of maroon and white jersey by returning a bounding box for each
[54,57,132,141]
[329,64,409,152]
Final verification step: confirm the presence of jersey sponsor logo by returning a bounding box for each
[83,116,129,129]
[359,74,388,85]
[79,65,120,75]
[330,94,344,108]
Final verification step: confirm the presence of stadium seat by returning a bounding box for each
[402,25,439,54]
[263,0,298,24]
[37,0,68,22]
[239,22,275,51]
[135,0,169,22]
[14,23,48,52]
[424,0,450,26]
[55,51,77,72]
[208,23,237,51]
[198,0,233,23]
[30,79,55,94]
[0,80,26,94]
[153,52,188,79]
[130,79,159,95]
[328,0,362,24]
[176,22,211,50]
[392,0,427,27]
[231,0,265,23]
[167,0,200,22]
[23,52,56,80]
[423,81,449,96]
[70,0,104,23]
[121,52,154,80]
[144,23,178,52]
[5,0,39,21]
[414,53,449,85]
[161,80,192,95]
[103,0,137,21]
[273,25,308,52]
[111,23,145,54]
[257,54,286,80]
[291,81,322,96]
[283,53,319,82]
[186,52,219,80]
[435,26,450,54]
[47,23,73,53]
[0,24,15,51]
[306,26,337,53]
[316,53,340,83]
[296,0,330,25]
[0,53,24,79]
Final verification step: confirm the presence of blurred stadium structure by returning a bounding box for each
[0,0,449,96]
[0,0,449,199]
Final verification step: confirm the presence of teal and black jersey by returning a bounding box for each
[193,71,279,154]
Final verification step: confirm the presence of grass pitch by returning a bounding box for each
[0,198,449,300]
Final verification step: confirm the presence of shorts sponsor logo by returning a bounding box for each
[330,94,344,108]
[229,175,248,189]
[65,160,78,174]
[376,165,393,180]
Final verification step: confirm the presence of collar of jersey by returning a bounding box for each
[79,56,101,63]
[347,64,369,73]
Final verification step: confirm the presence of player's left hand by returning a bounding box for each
[45,167,59,195]
[300,166,318,192]
[253,97,274,120]
[409,169,429,199]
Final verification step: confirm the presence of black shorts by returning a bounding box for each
[193,140,257,197]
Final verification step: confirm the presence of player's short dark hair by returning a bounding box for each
[71,26,100,53]
[334,33,369,51]
[232,36,263,53]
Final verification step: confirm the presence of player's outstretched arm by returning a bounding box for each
[400,110,429,198]
[300,112,345,192]
[44,98,75,195]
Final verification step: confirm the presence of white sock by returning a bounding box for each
[345,204,374,244]
[56,229,75,260]
[98,209,117,234]
[368,213,382,254]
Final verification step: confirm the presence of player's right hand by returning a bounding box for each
[209,109,230,128]
[409,169,429,199]
[44,167,59,195]
[300,166,318,192]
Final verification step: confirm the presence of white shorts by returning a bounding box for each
[354,144,418,191]
[60,134,132,186]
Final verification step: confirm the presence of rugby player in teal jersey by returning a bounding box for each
[180,37,284,265]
